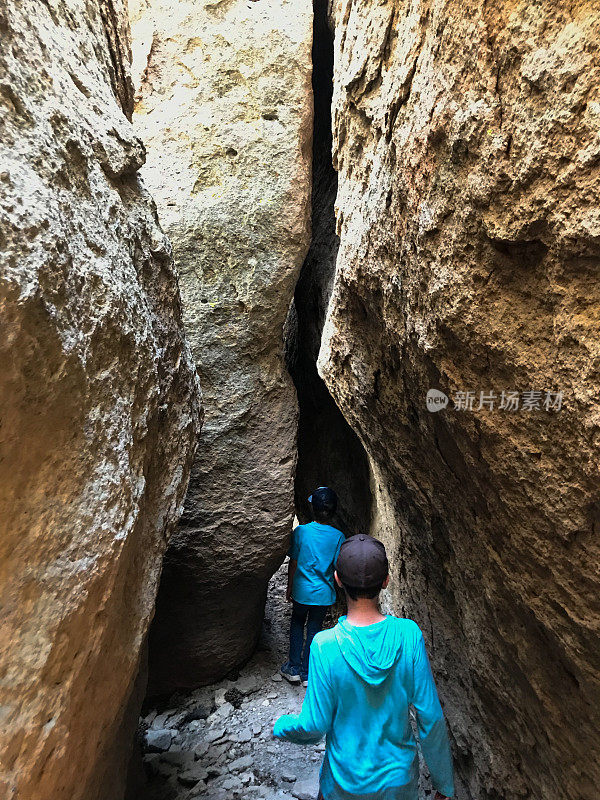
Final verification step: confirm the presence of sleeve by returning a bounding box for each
[411,627,455,798]
[287,526,300,561]
[273,638,335,744]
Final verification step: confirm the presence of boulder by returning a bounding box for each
[319,2,600,799]
[129,0,313,692]
[0,1,201,798]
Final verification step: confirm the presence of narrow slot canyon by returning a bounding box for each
[2,2,600,800]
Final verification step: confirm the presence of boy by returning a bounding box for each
[274,534,454,800]
[281,486,345,688]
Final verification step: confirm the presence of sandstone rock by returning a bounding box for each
[319,2,600,799]
[129,0,313,692]
[0,1,201,799]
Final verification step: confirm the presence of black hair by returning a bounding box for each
[340,580,384,601]
[313,506,334,523]
[311,488,337,521]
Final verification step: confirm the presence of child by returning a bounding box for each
[280,486,345,687]
[274,534,454,800]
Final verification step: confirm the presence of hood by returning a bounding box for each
[335,616,404,686]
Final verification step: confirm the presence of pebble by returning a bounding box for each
[141,753,162,777]
[220,776,241,790]
[144,728,174,752]
[267,692,278,699]
[206,727,226,743]
[281,772,297,782]
[216,701,235,719]
[207,743,228,761]
[271,673,283,682]
[143,709,157,725]
[234,727,252,743]
[252,723,262,735]
[159,749,195,768]
[261,699,270,706]
[215,688,228,706]
[177,763,209,786]
[151,711,173,729]
[193,741,210,759]
[228,754,253,772]
[291,777,320,800]
[236,675,260,695]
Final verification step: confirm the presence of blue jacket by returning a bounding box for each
[273,616,454,800]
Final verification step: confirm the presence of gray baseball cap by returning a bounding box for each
[336,534,389,588]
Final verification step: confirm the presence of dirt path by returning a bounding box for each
[137,564,323,800]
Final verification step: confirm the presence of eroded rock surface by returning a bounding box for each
[319,2,600,799]
[130,0,313,693]
[0,2,201,798]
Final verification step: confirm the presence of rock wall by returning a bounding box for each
[129,0,313,693]
[319,2,600,799]
[0,2,201,798]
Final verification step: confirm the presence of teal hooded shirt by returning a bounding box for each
[273,616,454,800]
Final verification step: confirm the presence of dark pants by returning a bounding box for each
[289,601,328,677]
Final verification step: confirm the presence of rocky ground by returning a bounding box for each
[136,564,333,800]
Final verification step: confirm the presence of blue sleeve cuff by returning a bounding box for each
[273,714,294,739]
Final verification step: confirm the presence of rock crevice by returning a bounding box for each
[286,0,372,538]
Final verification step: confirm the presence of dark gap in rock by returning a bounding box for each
[285,0,372,537]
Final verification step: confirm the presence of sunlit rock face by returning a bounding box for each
[319,2,600,799]
[130,0,313,693]
[0,2,201,798]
